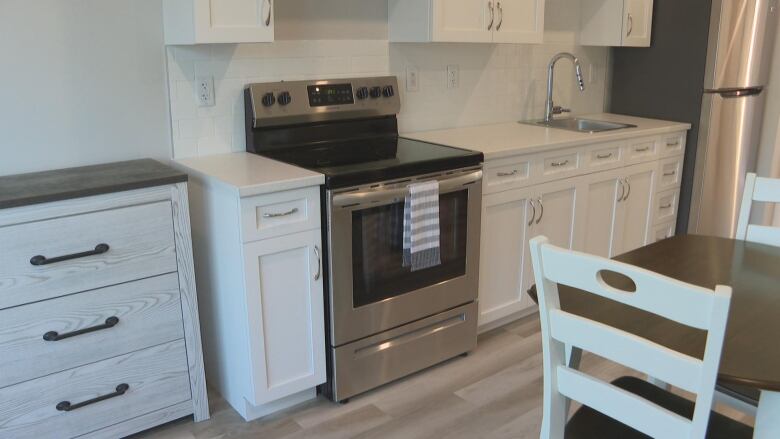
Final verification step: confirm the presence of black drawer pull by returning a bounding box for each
[30,243,110,266]
[56,383,129,412]
[43,317,119,341]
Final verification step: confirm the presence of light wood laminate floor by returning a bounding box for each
[133,315,753,439]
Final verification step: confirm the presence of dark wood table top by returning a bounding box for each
[536,234,780,392]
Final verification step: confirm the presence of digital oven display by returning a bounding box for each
[307,84,354,107]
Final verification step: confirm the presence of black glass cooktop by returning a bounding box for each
[260,136,483,189]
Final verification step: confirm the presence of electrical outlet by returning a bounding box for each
[446,65,459,89]
[406,66,419,92]
[197,76,215,107]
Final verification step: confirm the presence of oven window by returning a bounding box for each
[351,190,468,308]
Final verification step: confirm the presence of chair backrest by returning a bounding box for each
[736,173,780,246]
[530,236,732,439]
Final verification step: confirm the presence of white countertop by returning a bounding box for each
[175,152,324,197]
[402,113,691,160]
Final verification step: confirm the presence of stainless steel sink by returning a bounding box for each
[522,118,637,133]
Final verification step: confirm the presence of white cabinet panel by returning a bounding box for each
[612,162,656,255]
[579,169,622,258]
[479,189,534,326]
[623,0,653,47]
[580,0,653,47]
[243,229,325,405]
[492,0,545,43]
[164,0,274,45]
[434,0,492,42]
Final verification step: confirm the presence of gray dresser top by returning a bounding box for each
[0,159,188,210]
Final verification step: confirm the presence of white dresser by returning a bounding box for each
[0,160,209,438]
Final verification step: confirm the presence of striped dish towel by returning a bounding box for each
[403,180,441,271]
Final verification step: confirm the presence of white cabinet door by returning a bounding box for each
[577,168,623,258]
[433,0,493,42]
[478,188,534,327]
[164,0,274,44]
[243,229,325,405]
[622,0,653,46]
[522,179,579,294]
[492,0,545,44]
[612,162,656,255]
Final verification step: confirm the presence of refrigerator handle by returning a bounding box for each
[705,87,763,99]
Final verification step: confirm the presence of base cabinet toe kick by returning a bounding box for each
[0,165,209,439]
[477,130,689,330]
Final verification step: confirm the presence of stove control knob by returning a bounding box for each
[356,87,369,100]
[383,85,395,98]
[261,92,276,107]
[369,86,382,99]
[278,91,292,106]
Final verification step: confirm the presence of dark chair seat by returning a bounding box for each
[565,376,753,439]
[716,382,760,407]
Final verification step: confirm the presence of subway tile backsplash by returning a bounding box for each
[166,40,607,158]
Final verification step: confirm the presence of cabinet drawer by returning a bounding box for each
[653,189,680,225]
[0,340,191,439]
[484,157,533,194]
[585,143,623,171]
[660,132,686,158]
[625,138,658,164]
[0,273,184,389]
[538,149,582,181]
[241,187,320,242]
[650,221,676,244]
[0,201,177,310]
[657,156,683,192]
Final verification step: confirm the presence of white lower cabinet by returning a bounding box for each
[477,131,686,329]
[243,229,325,405]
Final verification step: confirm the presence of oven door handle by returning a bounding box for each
[332,170,483,208]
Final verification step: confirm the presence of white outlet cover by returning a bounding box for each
[406,66,419,92]
[197,76,215,107]
[446,65,459,89]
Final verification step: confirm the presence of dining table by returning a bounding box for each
[529,234,780,438]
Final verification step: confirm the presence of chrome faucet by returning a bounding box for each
[544,52,585,123]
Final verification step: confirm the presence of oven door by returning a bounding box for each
[327,168,482,346]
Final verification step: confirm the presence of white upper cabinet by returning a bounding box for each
[580,0,653,47]
[163,0,274,45]
[389,0,545,44]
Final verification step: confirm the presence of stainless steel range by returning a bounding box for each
[244,76,483,403]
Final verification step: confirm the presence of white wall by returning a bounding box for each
[0,0,171,177]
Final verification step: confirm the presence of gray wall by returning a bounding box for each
[0,0,172,176]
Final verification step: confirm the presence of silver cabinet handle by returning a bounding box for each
[497,170,518,177]
[527,199,537,227]
[535,198,544,224]
[617,179,626,202]
[487,1,494,30]
[666,141,680,147]
[596,153,613,159]
[265,0,272,26]
[663,170,677,177]
[314,245,321,281]
[496,1,503,31]
[550,160,570,167]
[635,146,650,152]
[622,178,632,201]
[627,13,633,37]
[660,203,673,210]
[263,207,298,218]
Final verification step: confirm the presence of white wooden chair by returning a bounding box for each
[736,172,780,247]
[529,236,752,439]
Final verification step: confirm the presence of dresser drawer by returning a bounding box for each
[660,132,686,158]
[654,189,680,225]
[241,187,320,242]
[625,137,658,164]
[483,156,533,194]
[0,201,177,310]
[0,273,184,389]
[657,156,683,192]
[0,340,191,439]
[649,221,676,244]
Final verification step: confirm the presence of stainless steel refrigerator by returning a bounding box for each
[609,0,778,238]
